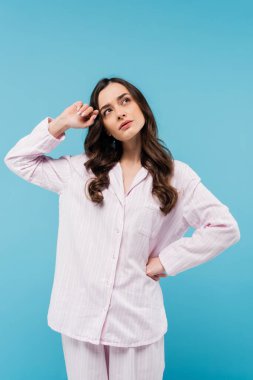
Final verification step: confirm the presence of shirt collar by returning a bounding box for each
[109,162,149,206]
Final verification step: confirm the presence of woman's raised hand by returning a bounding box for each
[57,101,99,130]
[48,101,100,139]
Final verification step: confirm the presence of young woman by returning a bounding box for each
[4,77,240,380]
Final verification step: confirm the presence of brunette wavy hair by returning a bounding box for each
[83,77,179,216]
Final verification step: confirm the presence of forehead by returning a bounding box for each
[98,83,129,107]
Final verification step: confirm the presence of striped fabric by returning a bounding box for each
[61,333,165,380]
[4,116,240,347]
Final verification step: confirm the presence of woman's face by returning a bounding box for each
[98,82,145,141]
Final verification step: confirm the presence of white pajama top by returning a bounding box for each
[4,116,241,347]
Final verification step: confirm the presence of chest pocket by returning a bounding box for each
[136,202,163,239]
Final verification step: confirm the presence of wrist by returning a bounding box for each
[48,116,68,139]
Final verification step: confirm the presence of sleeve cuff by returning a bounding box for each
[159,251,178,277]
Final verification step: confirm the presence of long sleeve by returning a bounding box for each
[3,116,72,194]
[158,163,241,276]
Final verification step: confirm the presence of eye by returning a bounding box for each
[103,97,131,117]
[103,108,111,116]
[123,97,130,103]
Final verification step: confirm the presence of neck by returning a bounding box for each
[120,134,141,165]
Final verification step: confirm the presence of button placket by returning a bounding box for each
[104,206,125,290]
[107,238,121,285]
[101,202,125,319]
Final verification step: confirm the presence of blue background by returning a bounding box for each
[1,0,252,379]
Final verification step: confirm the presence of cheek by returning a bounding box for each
[135,111,145,127]
[103,119,113,130]
[133,106,144,121]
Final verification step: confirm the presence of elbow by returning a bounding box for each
[4,154,15,171]
[4,153,12,169]
[231,222,241,244]
[223,219,241,247]
[4,153,18,174]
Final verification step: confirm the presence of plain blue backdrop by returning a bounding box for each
[1,0,252,379]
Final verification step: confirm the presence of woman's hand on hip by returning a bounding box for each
[146,257,168,281]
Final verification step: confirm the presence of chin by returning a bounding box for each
[123,132,141,142]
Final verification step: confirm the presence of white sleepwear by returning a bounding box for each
[4,116,240,378]
[61,333,165,380]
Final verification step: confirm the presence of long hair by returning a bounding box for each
[83,77,178,216]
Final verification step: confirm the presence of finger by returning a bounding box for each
[83,112,98,126]
[87,109,99,118]
[78,105,94,117]
[89,113,98,123]
[80,106,95,118]
[83,107,99,117]
[150,274,159,281]
[74,101,83,112]
[77,103,89,115]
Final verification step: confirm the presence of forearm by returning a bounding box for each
[159,218,240,276]
[48,116,69,139]
[158,165,241,277]
[4,116,71,193]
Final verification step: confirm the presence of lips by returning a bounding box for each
[119,120,133,130]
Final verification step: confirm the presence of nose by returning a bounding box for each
[117,111,126,119]
[115,106,127,119]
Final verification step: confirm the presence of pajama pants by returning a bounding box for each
[61,334,165,380]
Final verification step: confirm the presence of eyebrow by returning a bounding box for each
[99,93,130,113]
